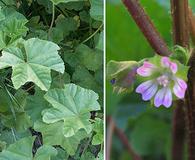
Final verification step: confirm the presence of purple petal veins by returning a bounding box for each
[137,61,156,77]
[136,80,153,94]
[136,80,158,101]
[163,88,172,108]
[173,78,187,98]
[142,83,158,101]
[154,87,172,108]
[154,87,166,107]
[136,57,187,108]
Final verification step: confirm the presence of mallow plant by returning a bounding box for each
[0,0,103,160]
[107,0,195,159]
[107,47,189,108]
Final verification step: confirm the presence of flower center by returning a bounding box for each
[157,75,169,87]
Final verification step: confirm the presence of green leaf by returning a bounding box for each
[0,89,31,131]
[0,129,31,146]
[0,136,34,160]
[0,141,6,152]
[50,0,83,5]
[97,151,104,160]
[131,115,170,156]
[42,83,100,137]
[34,120,87,156]
[2,113,32,131]
[81,152,95,160]
[51,71,71,88]
[34,145,57,160]
[0,7,27,29]
[50,28,64,44]
[95,32,103,51]
[0,0,16,6]
[50,0,65,5]
[0,136,57,160]
[90,0,103,21]
[55,16,78,37]
[0,38,65,91]
[92,118,103,145]
[51,147,69,160]
[0,7,28,49]
[76,44,103,71]
[26,89,49,123]
[72,66,102,97]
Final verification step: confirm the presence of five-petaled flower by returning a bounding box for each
[136,57,187,108]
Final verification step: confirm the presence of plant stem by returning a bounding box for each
[189,8,195,45]
[107,117,142,160]
[11,128,17,142]
[171,0,190,47]
[171,0,189,159]
[186,50,195,160]
[48,2,55,39]
[82,23,103,44]
[171,101,185,160]
[114,125,142,160]
[122,0,172,56]
[106,116,115,160]
[170,0,190,159]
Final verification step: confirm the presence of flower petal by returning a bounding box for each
[142,83,158,101]
[137,61,156,77]
[170,62,177,73]
[161,57,170,68]
[136,80,153,94]
[173,78,187,98]
[163,88,172,108]
[161,57,178,73]
[154,87,166,107]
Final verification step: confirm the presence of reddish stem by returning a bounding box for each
[171,0,190,47]
[186,51,195,160]
[106,116,115,160]
[171,101,185,160]
[122,0,172,56]
[189,8,195,44]
[107,117,142,160]
[114,125,142,160]
[170,0,189,159]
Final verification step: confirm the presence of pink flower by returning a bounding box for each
[136,57,187,108]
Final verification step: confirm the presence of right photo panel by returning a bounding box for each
[106,0,195,160]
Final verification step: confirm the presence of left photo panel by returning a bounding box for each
[0,0,104,160]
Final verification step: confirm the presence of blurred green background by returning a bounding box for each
[106,0,195,159]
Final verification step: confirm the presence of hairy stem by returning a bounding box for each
[171,0,190,47]
[171,101,185,160]
[186,50,195,160]
[170,0,189,159]
[122,0,172,56]
[189,8,195,45]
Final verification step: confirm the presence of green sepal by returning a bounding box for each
[107,60,139,94]
[170,45,190,65]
